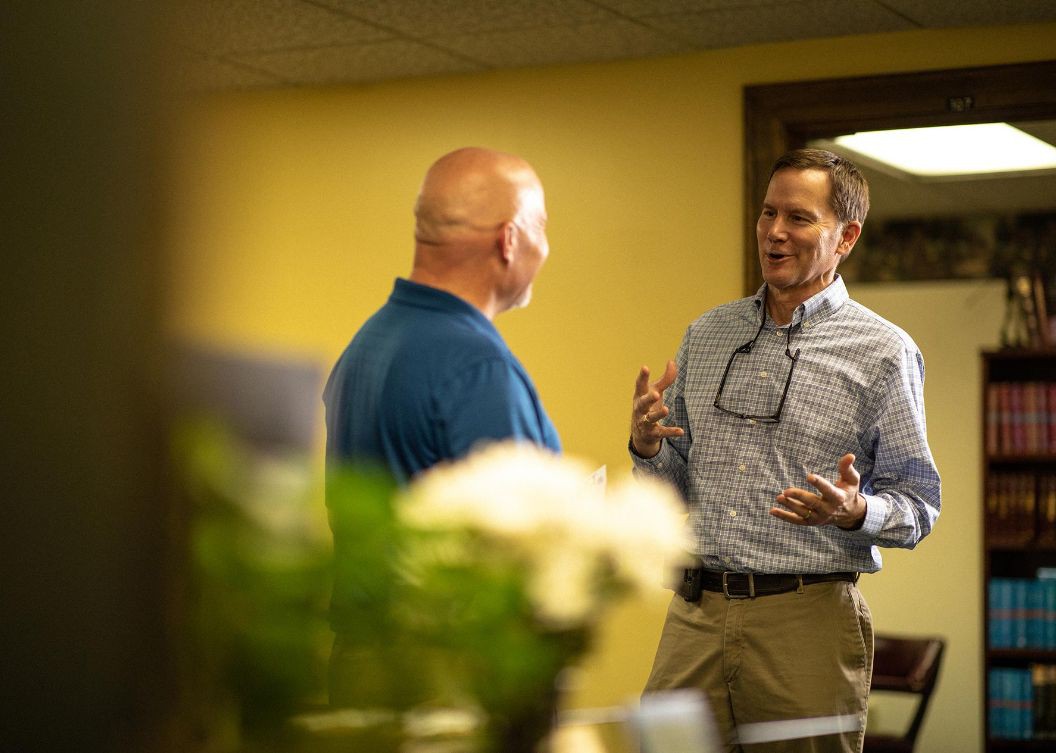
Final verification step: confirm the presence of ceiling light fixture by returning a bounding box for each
[830,123,1056,178]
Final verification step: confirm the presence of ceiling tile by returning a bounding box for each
[170,49,288,91]
[595,0,797,16]
[171,0,1056,90]
[172,0,392,55]
[315,0,615,36]
[641,0,915,49]
[437,17,693,68]
[881,0,1056,28]
[233,40,488,86]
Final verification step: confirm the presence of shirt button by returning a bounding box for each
[729,510,737,517]
[748,419,757,425]
[738,463,747,473]
[759,370,768,378]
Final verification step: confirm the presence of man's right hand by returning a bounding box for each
[631,360,684,459]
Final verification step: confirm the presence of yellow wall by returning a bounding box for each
[166,23,1056,752]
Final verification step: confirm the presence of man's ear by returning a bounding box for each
[497,221,516,265]
[836,220,862,259]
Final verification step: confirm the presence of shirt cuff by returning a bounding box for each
[628,436,670,472]
[846,491,887,539]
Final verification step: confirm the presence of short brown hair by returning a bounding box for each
[770,148,870,225]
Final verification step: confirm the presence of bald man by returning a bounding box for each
[324,147,561,706]
[323,147,560,486]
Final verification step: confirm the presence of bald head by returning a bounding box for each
[408,147,550,320]
[414,147,543,246]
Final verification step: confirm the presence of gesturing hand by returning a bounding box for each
[771,453,868,530]
[630,360,684,459]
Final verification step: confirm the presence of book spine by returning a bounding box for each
[1030,580,1044,648]
[1014,579,1029,649]
[1024,667,1035,739]
[1011,383,1025,455]
[1046,578,1056,650]
[1000,383,1013,454]
[990,667,1008,739]
[1048,383,1056,453]
[990,578,1012,649]
[1024,473,1039,542]
[1026,382,1040,454]
[1034,664,1055,740]
[987,382,1000,455]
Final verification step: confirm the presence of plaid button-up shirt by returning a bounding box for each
[633,277,940,574]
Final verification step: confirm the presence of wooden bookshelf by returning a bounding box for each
[983,349,1056,748]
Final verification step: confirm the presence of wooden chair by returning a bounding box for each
[863,635,945,753]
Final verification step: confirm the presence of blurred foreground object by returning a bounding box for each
[325,442,690,753]
[174,421,331,752]
[171,437,688,752]
[2,4,175,752]
[634,689,720,753]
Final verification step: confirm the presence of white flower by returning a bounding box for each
[526,543,598,625]
[402,442,595,536]
[399,441,688,627]
[602,475,692,592]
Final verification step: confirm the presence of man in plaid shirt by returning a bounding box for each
[630,148,940,753]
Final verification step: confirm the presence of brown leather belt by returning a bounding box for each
[679,569,859,601]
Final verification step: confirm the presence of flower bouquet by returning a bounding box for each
[326,442,688,752]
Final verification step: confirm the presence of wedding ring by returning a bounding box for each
[802,508,813,521]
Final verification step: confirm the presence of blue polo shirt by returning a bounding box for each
[323,278,561,484]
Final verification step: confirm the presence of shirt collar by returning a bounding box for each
[750,274,849,329]
[392,277,472,311]
[390,278,497,331]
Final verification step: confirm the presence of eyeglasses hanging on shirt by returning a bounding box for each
[713,292,800,424]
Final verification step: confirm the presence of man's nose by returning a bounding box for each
[768,219,788,242]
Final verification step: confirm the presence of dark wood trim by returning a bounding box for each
[742,59,1056,294]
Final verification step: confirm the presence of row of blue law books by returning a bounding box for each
[988,577,1056,649]
[989,665,1056,741]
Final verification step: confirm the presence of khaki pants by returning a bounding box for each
[644,581,873,753]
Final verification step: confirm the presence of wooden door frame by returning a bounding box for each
[742,59,1056,294]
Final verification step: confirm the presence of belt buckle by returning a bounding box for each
[722,571,755,599]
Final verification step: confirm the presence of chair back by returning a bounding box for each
[864,634,945,753]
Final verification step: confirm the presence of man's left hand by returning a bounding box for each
[771,453,867,530]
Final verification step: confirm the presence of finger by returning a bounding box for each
[838,453,860,486]
[634,389,663,418]
[653,359,678,392]
[778,487,815,506]
[775,490,815,515]
[642,405,670,423]
[805,473,841,502]
[769,506,810,525]
[634,365,651,398]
